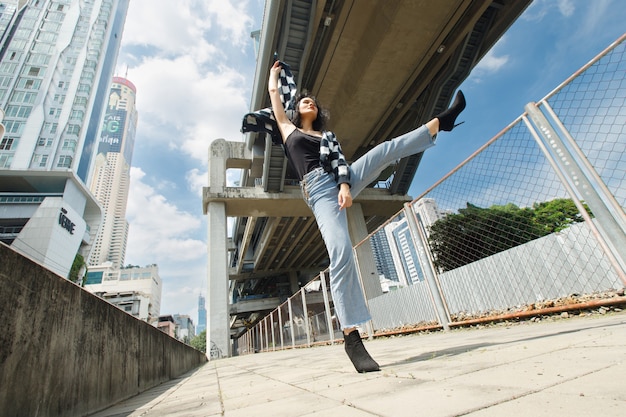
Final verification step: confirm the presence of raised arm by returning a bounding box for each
[268,61,296,142]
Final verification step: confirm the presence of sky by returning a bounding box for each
[113,0,626,323]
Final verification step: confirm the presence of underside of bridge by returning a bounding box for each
[203,0,532,346]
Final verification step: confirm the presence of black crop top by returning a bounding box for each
[284,129,322,181]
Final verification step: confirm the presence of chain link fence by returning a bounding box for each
[236,34,626,354]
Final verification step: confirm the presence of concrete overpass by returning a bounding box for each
[203,0,532,356]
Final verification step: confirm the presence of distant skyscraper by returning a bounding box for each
[0,0,130,277]
[197,294,207,334]
[413,198,446,236]
[384,219,410,286]
[369,228,400,282]
[373,199,446,287]
[88,76,137,268]
[391,221,424,284]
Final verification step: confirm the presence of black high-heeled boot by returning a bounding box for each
[435,90,466,131]
[343,330,380,373]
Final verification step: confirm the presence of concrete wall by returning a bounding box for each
[0,243,207,417]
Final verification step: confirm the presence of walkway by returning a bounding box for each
[92,311,626,416]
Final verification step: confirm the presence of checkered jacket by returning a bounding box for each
[241,61,351,187]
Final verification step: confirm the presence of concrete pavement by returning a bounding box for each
[91,311,626,417]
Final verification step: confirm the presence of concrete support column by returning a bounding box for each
[289,270,299,294]
[207,202,230,359]
[347,203,383,300]
[206,139,231,359]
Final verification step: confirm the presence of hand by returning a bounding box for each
[338,184,352,210]
[269,60,281,80]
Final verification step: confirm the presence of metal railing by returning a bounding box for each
[236,33,626,355]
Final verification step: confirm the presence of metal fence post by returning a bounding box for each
[259,320,263,352]
[270,313,275,351]
[277,306,284,349]
[525,103,626,284]
[301,288,311,347]
[263,316,270,351]
[287,297,295,348]
[404,202,451,330]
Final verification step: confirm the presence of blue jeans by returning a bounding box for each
[301,125,435,329]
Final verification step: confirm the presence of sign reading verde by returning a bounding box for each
[59,207,75,235]
[97,86,127,154]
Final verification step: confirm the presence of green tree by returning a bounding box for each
[190,330,206,353]
[68,253,87,285]
[532,198,590,233]
[428,198,589,272]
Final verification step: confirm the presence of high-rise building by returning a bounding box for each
[369,228,400,283]
[390,221,424,284]
[413,198,446,236]
[369,200,447,288]
[88,76,137,268]
[0,0,130,278]
[197,294,207,334]
[384,219,411,286]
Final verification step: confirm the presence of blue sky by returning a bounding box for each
[114,0,626,322]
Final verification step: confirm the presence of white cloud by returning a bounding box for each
[467,46,510,84]
[124,54,248,161]
[206,0,255,47]
[116,0,256,166]
[557,0,576,17]
[126,167,205,264]
[121,0,214,63]
[522,0,576,21]
[161,283,204,319]
[186,168,206,198]
[474,52,509,73]
[125,167,208,316]
[121,0,254,61]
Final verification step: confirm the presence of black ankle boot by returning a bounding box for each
[435,90,466,131]
[343,330,380,373]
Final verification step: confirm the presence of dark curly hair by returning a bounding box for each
[290,93,329,132]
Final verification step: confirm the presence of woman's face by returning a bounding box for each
[298,97,318,119]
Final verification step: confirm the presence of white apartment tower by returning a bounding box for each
[0,0,130,277]
[413,198,445,235]
[88,76,136,268]
[84,264,162,322]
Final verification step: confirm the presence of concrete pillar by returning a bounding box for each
[346,203,383,300]
[206,139,231,358]
[206,202,230,358]
[289,270,299,294]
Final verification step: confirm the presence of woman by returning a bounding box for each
[268,60,466,373]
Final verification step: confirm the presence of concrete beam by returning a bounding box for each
[230,297,282,314]
[203,184,412,218]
